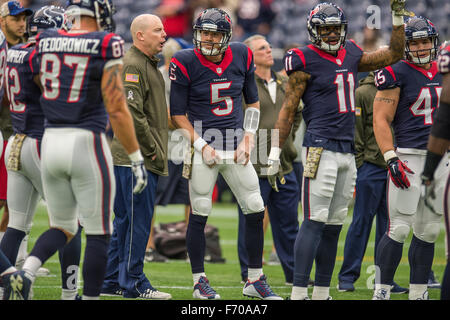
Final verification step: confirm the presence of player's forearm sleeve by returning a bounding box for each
[170,82,189,116]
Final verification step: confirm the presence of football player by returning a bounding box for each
[373,16,447,300]
[0,0,33,261]
[0,6,84,300]
[269,1,408,300]
[421,40,450,300]
[170,8,282,300]
[3,0,147,300]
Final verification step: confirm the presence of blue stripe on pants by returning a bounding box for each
[93,133,112,234]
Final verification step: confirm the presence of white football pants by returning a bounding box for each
[387,149,449,244]
[189,149,265,216]
[5,135,43,233]
[41,128,115,235]
[301,147,356,225]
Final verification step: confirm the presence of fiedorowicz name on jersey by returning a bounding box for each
[38,37,101,54]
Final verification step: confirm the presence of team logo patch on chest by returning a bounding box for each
[216,67,222,74]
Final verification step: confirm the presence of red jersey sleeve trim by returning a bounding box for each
[247,46,253,71]
[101,33,115,60]
[171,57,190,81]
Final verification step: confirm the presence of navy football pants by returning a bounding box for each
[103,166,158,295]
[338,162,388,284]
[237,170,299,283]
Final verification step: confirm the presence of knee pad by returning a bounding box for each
[243,192,264,214]
[191,197,212,216]
[415,223,441,243]
[389,223,411,243]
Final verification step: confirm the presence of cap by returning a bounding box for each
[0,1,33,17]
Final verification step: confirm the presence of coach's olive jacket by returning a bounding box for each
[245,71,301,177]
[111,45,168,176]
[354,72,387,170]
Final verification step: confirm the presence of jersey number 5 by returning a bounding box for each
[211,82,233,116]
[40,53,89,103]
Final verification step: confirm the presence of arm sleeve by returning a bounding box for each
[284,48,306,76]
[102,34,125,70]
[169,56,190,116]
[374,66,400,90]
[242,48,259,105]
[170,81,190,116]
[437,44,450,74]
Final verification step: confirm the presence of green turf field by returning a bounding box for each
[25,199,447,300]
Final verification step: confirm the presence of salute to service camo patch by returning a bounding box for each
[7,133,26,171]
[303,147,323,179]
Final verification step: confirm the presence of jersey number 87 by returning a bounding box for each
[40,53,89,103]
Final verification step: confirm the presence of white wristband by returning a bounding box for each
[392,12,404,26]
[243,107,260,135]
[193,137,207,153]
[128,149,144,162]
[268,147,281,161]
[383,150,397,162]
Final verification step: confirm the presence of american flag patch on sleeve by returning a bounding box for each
[125,73,139,83]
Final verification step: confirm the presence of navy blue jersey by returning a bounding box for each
[284,40,364,153]
[35,29,125,133]
[375,60,442,149]
[0,30,7,109]
[438,42,450,74]
[169,42,258,151]
[7,43,45,140]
